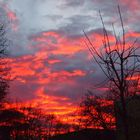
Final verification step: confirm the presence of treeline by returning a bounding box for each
[0,96,115,140]
[0,104,74,140]
[76,92,115,130]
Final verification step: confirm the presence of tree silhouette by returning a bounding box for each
[0,108,25,139]
[0,24,10,103]
[84,6,140,140]
[79,92,115,130]
[18,106,44,139]
[0,23,11,139]
[54,121,72,135]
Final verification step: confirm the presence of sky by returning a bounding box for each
[0,0,140,117]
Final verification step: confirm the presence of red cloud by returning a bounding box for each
[7,86,77,122]
[8,29,139,123]
[7,11,17,21]
[31,31,85,55]
[126,31,140,38]
[121,0,140,11]
[9,43,86,118]
[2,4,19,31]
[48,59,62,64]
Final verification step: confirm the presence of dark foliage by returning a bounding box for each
[78,92,115,129]
[50,129,116,140]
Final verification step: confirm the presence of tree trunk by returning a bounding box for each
[120,92,129,140]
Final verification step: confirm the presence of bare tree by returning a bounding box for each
[84,6,140,140]
[19,106,44,139]
[79,91,115,130]
[44,114,56,139]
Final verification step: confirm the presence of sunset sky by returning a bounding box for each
[0,0,140,117]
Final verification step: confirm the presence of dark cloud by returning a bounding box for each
[49,52,89,72]
[60,0,140,33]
[61,0,85,7]
[58,15,94,37]
[10,81,38,100]
[44,14,63,22]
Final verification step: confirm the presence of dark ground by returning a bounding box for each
[50,129,116,140]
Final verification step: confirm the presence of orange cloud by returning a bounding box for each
[126,75,140,81]
[48,59,62,64]
[8,28,139,125]
[49,70,86,79]
[10,56,35,78]
[31,31,85,56]
[7,86,77,123]
[126,31,140,38]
